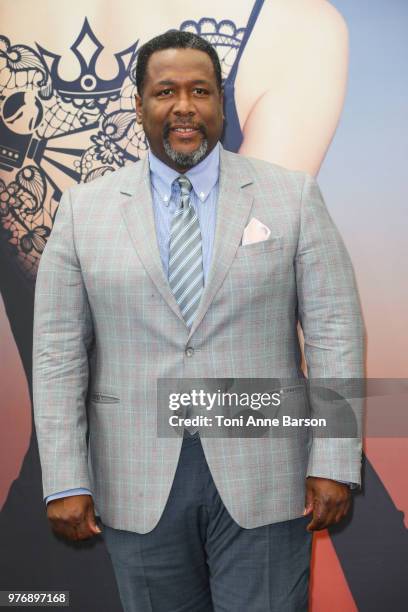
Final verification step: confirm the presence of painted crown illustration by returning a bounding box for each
[36,18,138,99]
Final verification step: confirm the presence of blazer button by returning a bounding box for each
[185,347,194,357]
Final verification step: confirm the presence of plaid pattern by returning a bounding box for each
[33,145,364,533]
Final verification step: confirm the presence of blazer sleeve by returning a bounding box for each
[33,187,94,499]
[295,173,365,487]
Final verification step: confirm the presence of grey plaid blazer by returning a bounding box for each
[33,145,364,533]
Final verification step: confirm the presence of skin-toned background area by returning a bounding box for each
[0,1,407,610]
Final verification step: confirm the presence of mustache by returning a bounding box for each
[163,122,207,138]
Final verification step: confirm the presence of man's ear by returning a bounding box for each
[135,94,143,124]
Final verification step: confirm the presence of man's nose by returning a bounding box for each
[173,93,195,115]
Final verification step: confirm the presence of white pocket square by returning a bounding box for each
[241,217,271,246]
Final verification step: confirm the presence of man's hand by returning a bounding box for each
[303,477,351,532]
[47,494,102,541]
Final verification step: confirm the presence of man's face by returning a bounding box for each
[135,48,224,172]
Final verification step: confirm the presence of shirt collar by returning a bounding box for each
[148,142,220,206]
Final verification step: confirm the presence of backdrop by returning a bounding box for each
[0,1,407,610]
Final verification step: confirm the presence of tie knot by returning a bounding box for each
[176,175,192,196]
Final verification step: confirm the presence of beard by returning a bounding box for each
[162,123,209,168]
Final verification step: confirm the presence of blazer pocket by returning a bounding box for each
[235,236,282,258]
[90,392,120,404]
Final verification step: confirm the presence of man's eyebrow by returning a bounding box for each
[155,80,175,87]
[154,79,211,87]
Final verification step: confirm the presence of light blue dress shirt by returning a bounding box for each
[45,143,221,504]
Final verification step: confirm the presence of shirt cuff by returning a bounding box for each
[45,488,93,505]
[335,480,359,490]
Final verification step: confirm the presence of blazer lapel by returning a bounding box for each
[187,146,254,340]
[118,146,254,336]
[119,157,186,325]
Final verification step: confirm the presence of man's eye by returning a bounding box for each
[158,89,173,96]
[194,88,208,95]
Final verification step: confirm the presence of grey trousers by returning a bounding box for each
[101,432,312,612]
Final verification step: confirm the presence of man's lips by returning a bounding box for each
[170,126,200,134]
[168,126,203,141]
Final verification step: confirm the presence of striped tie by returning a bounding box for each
[169,175,204,329]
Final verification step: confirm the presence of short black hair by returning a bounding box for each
[135,30,222,96]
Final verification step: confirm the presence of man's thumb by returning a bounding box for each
[87,508,101,533]
[303,488,314,516]
[89,519,102,533]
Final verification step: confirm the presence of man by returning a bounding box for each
[33,31,364,612]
